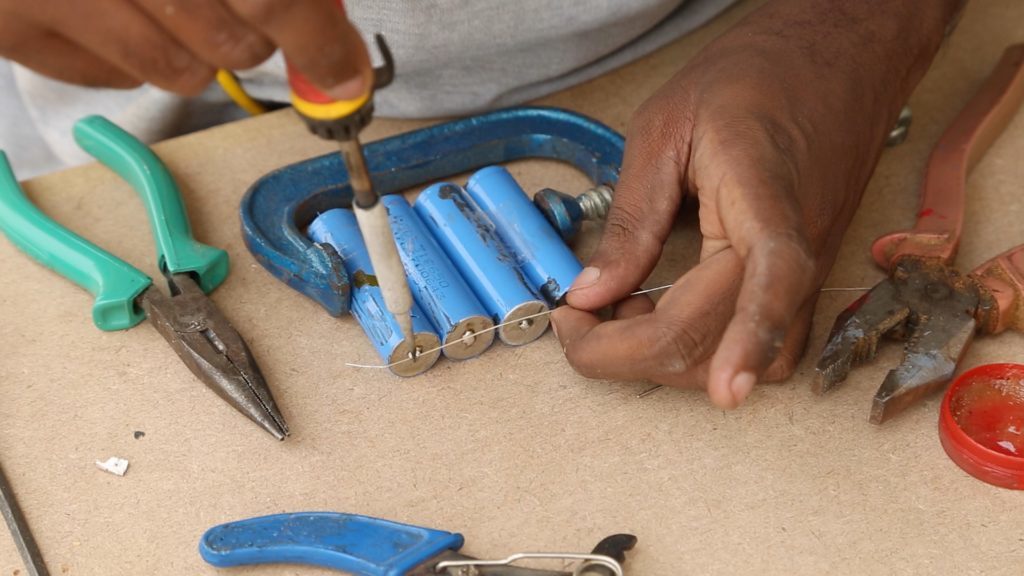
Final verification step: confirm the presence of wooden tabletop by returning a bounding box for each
[2,1,1022,574]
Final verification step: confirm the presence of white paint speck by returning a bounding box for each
[95,457,129,476]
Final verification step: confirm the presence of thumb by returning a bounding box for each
[239,0,372,100]
[566,110,690,311]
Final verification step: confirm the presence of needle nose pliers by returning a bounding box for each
[0,115,289,440]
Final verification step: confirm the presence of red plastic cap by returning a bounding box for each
[939,363,1024,490]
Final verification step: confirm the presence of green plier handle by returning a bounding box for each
[0,116,228,331]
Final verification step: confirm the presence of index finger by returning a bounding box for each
[553,248,743,387]
[226,0,371,99]
[707,171,817,407]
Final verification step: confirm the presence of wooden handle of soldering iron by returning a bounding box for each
[353,200,415,339]
[872,43,1024,268]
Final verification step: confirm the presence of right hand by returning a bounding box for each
[0,0,371,98]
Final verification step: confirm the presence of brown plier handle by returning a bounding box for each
[872,44,1024,268]
[972,245,1024,334]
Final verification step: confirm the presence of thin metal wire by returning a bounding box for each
[819,286,873,292]
[345,284,676,369]
[636,385,664,398]
[628,284,673,296]
[347,283,873,370]
[0,462,50,576]
[344,307,555,369]
[632,286,872,398]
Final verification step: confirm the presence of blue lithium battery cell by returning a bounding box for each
[414,183,549,346]
[380,195,495,360]
[307,208,441,377]
[465,165,583,303]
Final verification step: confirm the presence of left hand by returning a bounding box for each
[550,0,960,409]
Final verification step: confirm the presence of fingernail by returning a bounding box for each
[730,372,756,405]
[571,267,601,290]
[550,319,560,341]
[327,72,369,101]
[169,48,194,71]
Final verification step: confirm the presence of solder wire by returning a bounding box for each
[346,284,873,370]
[346,283,677,369]
[345,307,561,369]
[635,285,875,398]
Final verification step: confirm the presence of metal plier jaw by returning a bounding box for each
[814,43,1024,423]
[0,116,288,440]
[815,256,986,424]
[200,512,636,576]
[141,271,287,439]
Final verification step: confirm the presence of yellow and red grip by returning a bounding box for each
[286,59,371,124]
[286,31,393,141]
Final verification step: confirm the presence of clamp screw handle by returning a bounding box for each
[534,185,614,242]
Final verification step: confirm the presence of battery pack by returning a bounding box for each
[308,208,441,377]
[414,183,549,346]
[466,165,583,303]
[381,195,495,360]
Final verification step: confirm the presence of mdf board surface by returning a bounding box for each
[1,1,1023,574]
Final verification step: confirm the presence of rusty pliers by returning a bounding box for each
[0,116,289,439]
[816,44,1024,424]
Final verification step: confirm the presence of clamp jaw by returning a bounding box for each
[200,512,636,576]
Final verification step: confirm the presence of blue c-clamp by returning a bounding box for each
[241,106,624,316]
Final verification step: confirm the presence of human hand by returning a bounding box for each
[551,0,961,409]
[0,0,370,97]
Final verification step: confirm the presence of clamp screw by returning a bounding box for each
[534,185,614,242]
[886,105,913,147]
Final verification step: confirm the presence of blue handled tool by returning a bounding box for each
[200,512,637,575]
[0,116,288,440]
[241,106,624,318]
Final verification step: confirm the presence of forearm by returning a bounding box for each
[669,0,966,228]
[702,0,965,141]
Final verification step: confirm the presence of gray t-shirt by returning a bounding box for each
[1,0,737,178]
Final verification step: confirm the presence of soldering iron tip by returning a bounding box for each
[395,314,416,358]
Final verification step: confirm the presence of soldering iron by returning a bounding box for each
[285,33,418,356]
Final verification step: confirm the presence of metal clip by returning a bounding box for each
[435,552,623,576]
[371,34,395,90]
